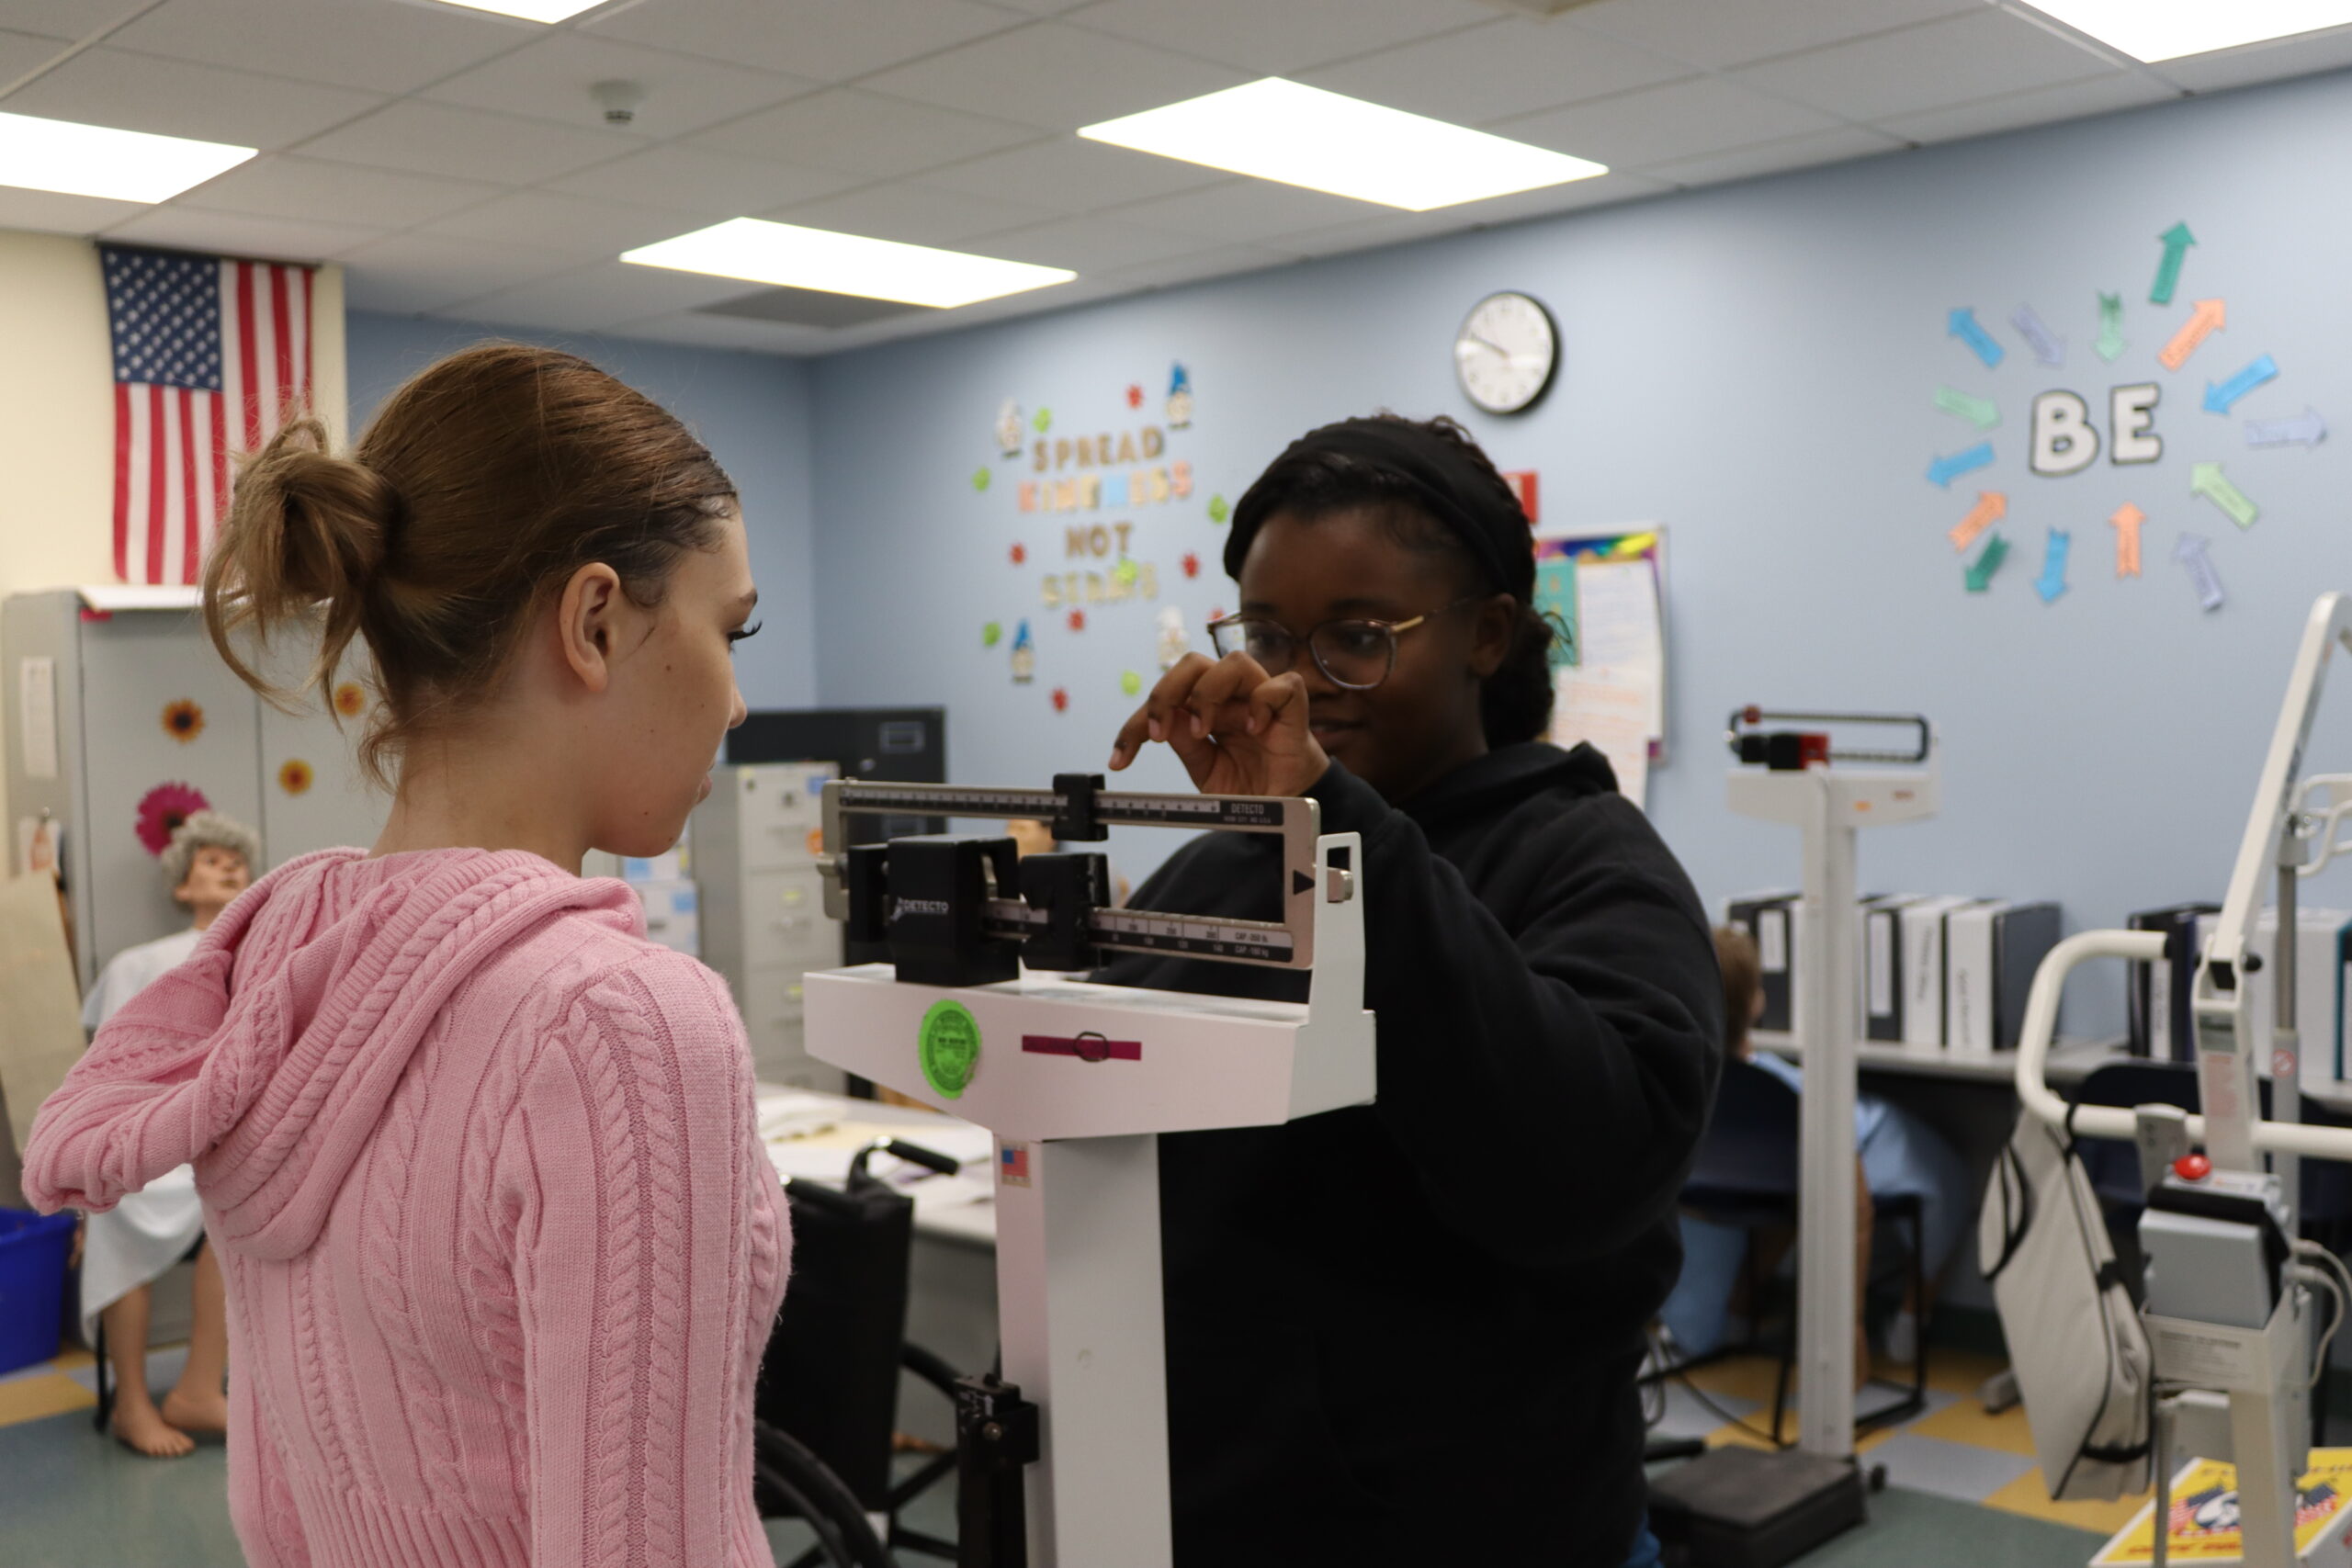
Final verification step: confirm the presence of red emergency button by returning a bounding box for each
[2174,1154,2212,1182]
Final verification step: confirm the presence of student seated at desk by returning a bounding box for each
[1660,927,1970,1366]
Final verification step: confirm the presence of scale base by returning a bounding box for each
[1647,1447,1867,1568]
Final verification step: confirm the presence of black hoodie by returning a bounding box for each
[1094,741,1723,1567]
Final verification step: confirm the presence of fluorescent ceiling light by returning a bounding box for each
[621,219,1077,310]
[0,111,253,203]
[1079,79,1606,211]
[426,0,607,20]
[2024,0,2352,61]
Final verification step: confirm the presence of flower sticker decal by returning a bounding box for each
[278,759,314,795]
[333,682,366,718]
[161,700,204,743]
[135,782,210,855]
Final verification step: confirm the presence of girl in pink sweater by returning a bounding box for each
[26,344,789,1568]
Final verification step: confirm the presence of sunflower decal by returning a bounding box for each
[278,759,314,795]
[161,699,204,743]
[332,682,366,718]
[135,782,210,855]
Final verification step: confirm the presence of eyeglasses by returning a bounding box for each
[1206,598,1479,691]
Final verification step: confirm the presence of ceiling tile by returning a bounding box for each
[2143,25,2352,95]
[690,88,1040,178]
[1567,0,1984,71]
[604,308,833,354]
[768,182,1063,245]
[1731,9,2121,122]
[0,26,65,82]
[1273,169,1670,257]
[1875,71,2181,144]
[297,99,637,184]
[859,22,1249,131]
[1273,207,1484,260]
[910,137,1226,212]
[174,153,505,228]
[0,0,153,44]
[423,31,812,139]
[548,144,858,216]
[338,231,575,314]
[1104,178,1384,245]
[107,0,532,95]
[1643,124,1905,186]
[1497,76,1840,168]
[1300,17,1693,124]
[0,46,383,150]
[100,205,390,263]
[1061,0,1496,74]
[586,0,1017,82]
[418,189,689,264]
[819,274,1122,346]
[436,259,760,333]
[0,186,144,236]
[1102,242,1298,290]
[962,215,1191,272]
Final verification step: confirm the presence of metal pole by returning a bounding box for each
[1796,773,1860,1455]
[2274,862,2301,1212]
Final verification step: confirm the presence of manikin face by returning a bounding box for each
[175,845,250,919]
[583,509,756,859]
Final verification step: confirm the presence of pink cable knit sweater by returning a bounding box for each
[25,848,791,1568]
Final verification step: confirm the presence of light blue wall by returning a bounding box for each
[344,312,820,711]
[808,68,2352,1039]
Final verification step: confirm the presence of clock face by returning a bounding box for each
[1453,291,1558,415]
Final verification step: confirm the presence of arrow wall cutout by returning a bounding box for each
[2174,532,2224,612]
[2109,503,2144,579]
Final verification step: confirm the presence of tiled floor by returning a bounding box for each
[1660,1346,2161,1539]
[0,1338,2121,1566]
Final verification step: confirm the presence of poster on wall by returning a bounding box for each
[1534,529,1666,807]
[968,361,1234,728]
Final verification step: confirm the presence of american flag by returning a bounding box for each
[101,246,315,585]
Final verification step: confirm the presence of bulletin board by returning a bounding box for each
[1534,528,1667,807]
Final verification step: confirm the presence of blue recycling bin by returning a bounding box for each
[0,1208,76,1376]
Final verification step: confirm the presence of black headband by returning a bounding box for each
[1224,419,1531,598]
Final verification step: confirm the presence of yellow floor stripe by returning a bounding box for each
[1904,1396,2040,1457]
[0,1371,96,1427]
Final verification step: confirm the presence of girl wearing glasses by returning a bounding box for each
[1103,414,1722,1568]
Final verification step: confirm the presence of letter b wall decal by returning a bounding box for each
[2030,390,2099,476]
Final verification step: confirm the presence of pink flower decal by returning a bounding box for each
[135,782,210,856]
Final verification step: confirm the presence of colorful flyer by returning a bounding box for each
[2093,1450,2352,1564]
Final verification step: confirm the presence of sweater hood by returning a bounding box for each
[1399,740,1617,831]
[24,847,640,1262]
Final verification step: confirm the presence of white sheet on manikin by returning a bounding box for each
[77,926,206,1341]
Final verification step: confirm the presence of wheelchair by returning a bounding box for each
[756,1134,973,1567]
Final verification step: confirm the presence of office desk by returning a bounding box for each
[1750,1031,2127,1088]
[1751,1031,2352,1113]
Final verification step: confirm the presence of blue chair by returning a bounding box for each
[1675,1058,1929,1438]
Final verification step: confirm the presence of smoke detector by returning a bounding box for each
[590,79,647,126]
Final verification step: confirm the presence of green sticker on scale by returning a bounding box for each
[919,999,982,1100]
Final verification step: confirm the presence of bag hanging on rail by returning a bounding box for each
[1979,1113,2153,1501]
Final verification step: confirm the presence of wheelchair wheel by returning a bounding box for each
[754,1419,899,1568]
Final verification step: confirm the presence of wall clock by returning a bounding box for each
[1454,290,1558,415]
